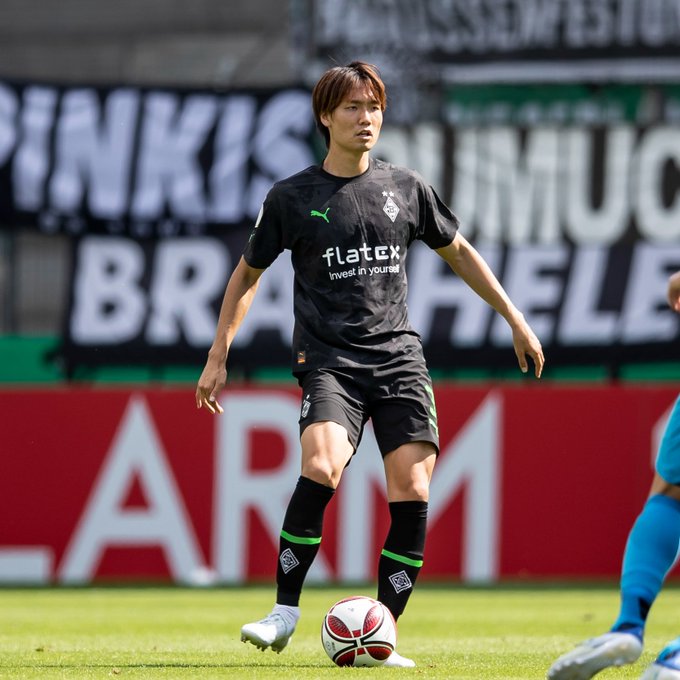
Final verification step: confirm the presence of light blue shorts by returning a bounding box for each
[656,395,680,485]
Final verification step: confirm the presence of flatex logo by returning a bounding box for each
[321,243,400,267]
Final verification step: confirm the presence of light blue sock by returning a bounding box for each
[612,495,680,635]
[657,635,680,660]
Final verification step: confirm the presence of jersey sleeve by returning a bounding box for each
[416,180,460,249]
[242,187,285,269]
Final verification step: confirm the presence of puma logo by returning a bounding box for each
[310,207,330,223]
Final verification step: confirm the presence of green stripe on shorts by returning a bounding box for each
[424,383,439,436]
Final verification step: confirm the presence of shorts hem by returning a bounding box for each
[378,435,439,458]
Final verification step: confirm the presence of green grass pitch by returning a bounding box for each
[0,585,678,679]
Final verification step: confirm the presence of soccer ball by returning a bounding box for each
[321,596,396,667]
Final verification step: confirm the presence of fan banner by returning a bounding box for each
[57,237,680,375]
[51,119,680,373]
[0,385,677,585]
[292,0,680,85]
[2,80,680,241]
[0,80,317,236]
[1,78,679,370]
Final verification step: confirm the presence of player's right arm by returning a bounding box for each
[435,233,544,378]
[668,270,680,313]
[195,256,266,414]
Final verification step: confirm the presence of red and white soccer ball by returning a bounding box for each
[321,596,397,667]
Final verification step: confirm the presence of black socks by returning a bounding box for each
[276,476,335,606]
[377,500,428,620]
[275,480,427,620]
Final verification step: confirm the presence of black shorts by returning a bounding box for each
[297,360,439,457]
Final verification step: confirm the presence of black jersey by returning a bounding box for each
[243,157,459,372]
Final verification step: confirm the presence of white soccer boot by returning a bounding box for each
[547,631,643,680]
[383,650,416,667]
[240,605,299,653]
[640,639,680,680]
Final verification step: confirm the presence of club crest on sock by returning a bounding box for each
[279,548,300,574]
[389,570,412,593]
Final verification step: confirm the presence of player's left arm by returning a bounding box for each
[435,232,545,378]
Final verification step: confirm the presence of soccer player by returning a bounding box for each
[196,61,544,668]
[548,271,680,680]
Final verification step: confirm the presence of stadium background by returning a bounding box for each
[1,0,679,587]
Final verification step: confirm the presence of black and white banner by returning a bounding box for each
[57,117,680,374]
[293,0,680,84]
[0,81,317,237]
[61,236,680,375]
[0,76,674,372]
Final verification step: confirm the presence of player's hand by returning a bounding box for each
[668,271,680,313]
[512,320,544,379]
[195,360,226,414]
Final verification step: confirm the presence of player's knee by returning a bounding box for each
[388,475,430,502]
[406,479,430,501]
[301,456,342,489]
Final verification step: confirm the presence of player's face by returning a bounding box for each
[321,85,383,154]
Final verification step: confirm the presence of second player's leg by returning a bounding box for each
[548,472,680,680]
[649,472,680,501]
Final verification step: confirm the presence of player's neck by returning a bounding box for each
[322,149,370,178]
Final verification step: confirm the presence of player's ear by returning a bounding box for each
[320,111,332,128]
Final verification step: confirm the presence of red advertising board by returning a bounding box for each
[0,385,677,584]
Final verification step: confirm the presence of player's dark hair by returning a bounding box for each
[311,61,387,148]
